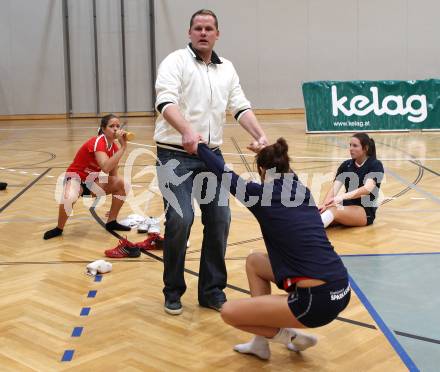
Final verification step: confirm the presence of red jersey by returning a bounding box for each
[66,135,119,181]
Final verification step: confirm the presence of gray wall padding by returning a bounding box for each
[1,0,439,115]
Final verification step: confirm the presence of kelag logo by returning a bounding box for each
[331,85,428,123]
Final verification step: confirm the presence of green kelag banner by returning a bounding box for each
[302,79,440,132]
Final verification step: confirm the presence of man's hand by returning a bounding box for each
[182,129,202,154]
[247,136,268,153]
[257,136,269,147]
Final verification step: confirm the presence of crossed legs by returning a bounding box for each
[321,205,367,228]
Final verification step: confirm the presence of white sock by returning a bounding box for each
[233,336,271,360]
[287,331,318,352]
[321,209,335,228]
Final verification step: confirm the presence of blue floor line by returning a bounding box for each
[80,307,91,316]
[61,275,102,362]
[71,327,83,337]
[349,275,419,372]
[61,350,74,362]
[342,251,440,258]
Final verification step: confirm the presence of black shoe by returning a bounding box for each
[105,220,131,232]
[164,298,183,315]
[199,300,226,312]
[0,182,7,190]
[43,227,63,240]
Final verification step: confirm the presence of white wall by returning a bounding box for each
[0,0,66,115]
[1,0,439,115]
[155,0,440,109]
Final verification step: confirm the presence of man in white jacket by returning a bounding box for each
[154,9,268,315]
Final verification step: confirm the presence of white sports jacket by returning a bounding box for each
[154,44,251,149]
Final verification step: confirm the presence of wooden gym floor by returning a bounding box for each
[0,114,439,371]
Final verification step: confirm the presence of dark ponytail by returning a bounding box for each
[98,113,118,135]
[352,132,376,159]
[368,138,376,158]
[256,137,291,173]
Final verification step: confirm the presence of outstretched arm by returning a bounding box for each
[324,179,377,209]
[155,53,201,154]
[162,105,201,154]
[238,111,268,152]
[319,180,343,213]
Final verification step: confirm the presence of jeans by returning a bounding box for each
[156,147,231,304]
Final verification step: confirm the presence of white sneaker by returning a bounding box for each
[137,216,161,234]
[147,217,160,234]
[120,214,144,228]
[137,220,150,233]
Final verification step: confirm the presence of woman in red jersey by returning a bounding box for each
[44,114,131,239]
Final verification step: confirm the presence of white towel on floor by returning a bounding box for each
[86,260,112,276]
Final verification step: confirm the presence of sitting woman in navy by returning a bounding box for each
[319,133,384,228]
[197,138,350,360]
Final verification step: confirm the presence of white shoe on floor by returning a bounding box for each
[137,220,150,233]
[147,217,160,234]
[120,214,145,228]
[137,216,161,234]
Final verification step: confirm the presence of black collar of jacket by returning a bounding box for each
[188,43,222,64]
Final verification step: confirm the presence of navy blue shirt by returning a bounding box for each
[197,144,348,289]
[335,157,384,216]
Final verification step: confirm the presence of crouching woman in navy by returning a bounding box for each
[196,138,350,360]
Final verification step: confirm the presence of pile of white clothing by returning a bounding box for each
[120,214,161,234]
[86,260,112,276]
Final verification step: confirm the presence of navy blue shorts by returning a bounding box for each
[343,200,376,225]
[364,206,376,225]
[287,278,351,328]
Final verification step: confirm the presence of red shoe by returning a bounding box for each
[135,233,164,252]
[104,238,141,258]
